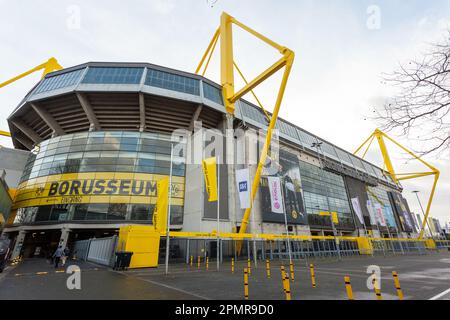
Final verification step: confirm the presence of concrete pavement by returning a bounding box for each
[1,252,450,300]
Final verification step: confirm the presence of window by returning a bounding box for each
[145,69,200,95]
[82,67,144,84]
[130,204,153,220]
[86,204,108,220]
[33,69,84,94]
[203,82,223,105]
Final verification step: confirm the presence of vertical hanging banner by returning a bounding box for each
[374,202,387,227]
[153,177,169,232]
[236,168,251,209]
[202,157,217,202]
[351,197,365,225]
[366,200,377,225]
[267,176,284,214]
[383,205,397,228]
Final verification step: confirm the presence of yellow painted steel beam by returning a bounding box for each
[233,61,270,121]
[374,129,398,183]
[220,12,235,114]
[354,128,440,240]
[238,53,294,246]
[196,12,295,253]
[354,131,375,155]
[0,57,63,138]
[195,28,220,75]
[396,172,434,180]
[230,55,288,103]
[0,57,62,89]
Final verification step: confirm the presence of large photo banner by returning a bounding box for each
[260,149,307,225]
[388,191,414,232]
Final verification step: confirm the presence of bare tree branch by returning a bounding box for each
[376,30,450,158]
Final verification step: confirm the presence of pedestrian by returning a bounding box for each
[52,246,64,269]
[61,247,70,267]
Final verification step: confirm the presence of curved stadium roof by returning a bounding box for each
[7,61,397,188]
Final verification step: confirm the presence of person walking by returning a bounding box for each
[52,246,64,269]
[61,247,70,267]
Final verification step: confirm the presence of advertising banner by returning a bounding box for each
[374,202,387,226]
[260,149,307,225]
[366,200,377,225]
[202,157,217,202]
[267,176,284,214]
[235,168,251,209]
[152,177,169,232]
[388,191,413,232]
[383,205,397,228]
[351,197,364,225]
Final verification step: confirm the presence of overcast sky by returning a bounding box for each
[0,0,448,226]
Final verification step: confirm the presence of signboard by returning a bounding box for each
[13,172,185,209]
[235,168,251,209]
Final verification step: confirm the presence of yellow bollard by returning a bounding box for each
[206,257,209,271]
[231,257,235,273]
[266,259,271,278]
[373,278,382,300]
[197,256,201,269]
[247,258,251,275]
[289,262,295,282]
[280,266,287,293]
[190,255,193,267]
[344,276,354,300]
[244,268,249,300]
[392,271,404,300]
[309,264,316,288]
[284,272,292,300]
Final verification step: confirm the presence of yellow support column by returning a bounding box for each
[220,12,235,114]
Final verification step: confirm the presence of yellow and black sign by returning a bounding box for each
[13,172,185,209]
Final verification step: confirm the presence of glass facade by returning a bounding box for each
[145,69,200,96]
[33,69,84,94]
[14,131,186,225]
[298,161,354,229]
[82,67,144,84]
[203,82,224,105]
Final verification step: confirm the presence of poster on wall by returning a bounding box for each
[388,191,413,232]
[260,149,307,225]
[374,202,387,227]
[366,200,377,225]
[383,205,397,228]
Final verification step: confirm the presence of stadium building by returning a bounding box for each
[1,62,419,259]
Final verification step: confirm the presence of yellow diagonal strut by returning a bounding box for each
[196,12,295,252]
[354,129,440,239]
[0,57,63,138]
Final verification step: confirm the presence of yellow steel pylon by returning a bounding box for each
[354,129,440,239]
[196,12,295,253]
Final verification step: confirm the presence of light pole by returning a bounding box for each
[412,190,434,239]
[311,142,341,260]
